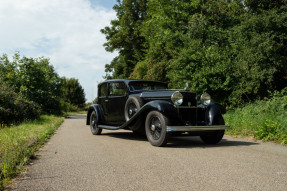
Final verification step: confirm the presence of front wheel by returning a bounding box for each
[90,111,102,135]
[145,111,170,147]
[200,115,225,144]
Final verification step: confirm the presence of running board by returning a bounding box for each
[167,125,230,132]
[98,125,121,130]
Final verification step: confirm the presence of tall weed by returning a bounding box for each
[224,88,287,144]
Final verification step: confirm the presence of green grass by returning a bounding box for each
[0,115,64,189]
[224,90,287,145]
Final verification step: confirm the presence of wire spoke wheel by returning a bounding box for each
[145,111,170,147]
[128,102,138,118]
[90,111,102,135]
[149,116,162,140]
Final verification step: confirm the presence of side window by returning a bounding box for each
[109,82,127,96]
[99,83,107,97]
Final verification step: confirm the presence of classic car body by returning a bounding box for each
[87,79,229,146]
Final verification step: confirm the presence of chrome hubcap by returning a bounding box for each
[149,116,162,140]
[151,124,156,131]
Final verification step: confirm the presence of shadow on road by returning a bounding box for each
[101,131,259,148]
[167,136,259,148]
[66,114,87,120]
[104,131,147,142]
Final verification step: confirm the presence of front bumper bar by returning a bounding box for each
[166,125,230,132]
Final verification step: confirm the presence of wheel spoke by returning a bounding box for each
[149,116,162,140]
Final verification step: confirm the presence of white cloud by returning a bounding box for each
[0,0,117,102]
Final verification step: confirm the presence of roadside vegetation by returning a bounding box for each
[0,115,64,189]
[224,88,287,145]
[0,53,87,189]
[0,53,86,127]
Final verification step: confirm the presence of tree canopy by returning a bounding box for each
[101,0,287,106]
[0,53,86,125]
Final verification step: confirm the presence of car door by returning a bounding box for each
[97,82,108,123]
[106,82,128,125]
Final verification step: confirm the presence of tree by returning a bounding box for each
[102,0,287,106]
[61,77,86,108]
[0,53,62,114]
[244,0,287,11]
[101,0,148,79]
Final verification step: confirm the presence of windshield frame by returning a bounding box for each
[128,81,168,92]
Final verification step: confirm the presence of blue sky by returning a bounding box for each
[0,0,118,102]
[90,0,117,9]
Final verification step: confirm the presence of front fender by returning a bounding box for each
[121,100,177,129]
[86,104,104,125]
[205,103,225,125]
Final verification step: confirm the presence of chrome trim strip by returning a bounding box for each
[167,125,230,132]
[98,125,120,130]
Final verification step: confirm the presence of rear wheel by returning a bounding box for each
[90,111,102,135]
[124,96,143,130]
[200,115,225,144]
[145,111,170,147]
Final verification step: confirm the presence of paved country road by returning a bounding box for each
[7,114,287,191]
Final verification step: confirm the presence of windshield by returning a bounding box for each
[128,81,168,91]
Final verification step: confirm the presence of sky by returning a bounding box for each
[0,0,118,102]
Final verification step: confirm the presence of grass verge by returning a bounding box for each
[224,89,287,145]
[0,115,64,189]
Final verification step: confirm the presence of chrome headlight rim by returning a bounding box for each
[171,91,183,106]
[200,92,211,106]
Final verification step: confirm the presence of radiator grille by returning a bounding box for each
[181,92,197,106]
[177,107,206,125]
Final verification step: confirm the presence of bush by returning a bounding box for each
[255,120,287,144]
[224,88,287,144]
[60,100,80,113]
[0,85,40,126]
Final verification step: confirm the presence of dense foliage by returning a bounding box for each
[224,87,287,145]
[101,0,148,79]
[61,77,86,110]
[0,85,40,127]
[102,0,287,106]
[0,53,86,125]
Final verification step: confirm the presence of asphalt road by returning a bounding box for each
[7,114,287,191]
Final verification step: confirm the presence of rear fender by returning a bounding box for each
[86,104,104,125]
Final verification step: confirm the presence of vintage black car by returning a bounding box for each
[87,79,229,147]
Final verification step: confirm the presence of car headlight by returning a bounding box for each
[200,93,211,106]
[171,91,183,106]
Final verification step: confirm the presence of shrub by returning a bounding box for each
[255,120,286,143]
[224,88,287,144]
[0,85,40,126]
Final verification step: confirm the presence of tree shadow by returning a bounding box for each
[102,131,259,148]
[66,114,87,120]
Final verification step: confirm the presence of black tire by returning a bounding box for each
[90,111,102,135]
[124,96,143,130]
[145,111,170,147]
[124,96,143,121]
[200,115,225,144]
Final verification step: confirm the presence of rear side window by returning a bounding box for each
[109,82,127,96]
[99,83,107,97]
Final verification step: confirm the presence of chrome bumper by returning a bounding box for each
[166,125,230,132]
